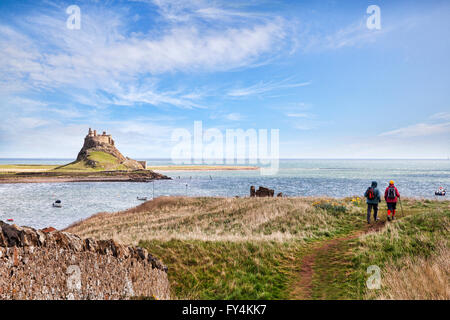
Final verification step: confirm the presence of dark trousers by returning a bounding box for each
[367,204,378,222]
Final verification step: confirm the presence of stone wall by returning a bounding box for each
[0,221,171,300]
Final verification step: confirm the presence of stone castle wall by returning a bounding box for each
[0,221,171,300]
[89,134,113,145]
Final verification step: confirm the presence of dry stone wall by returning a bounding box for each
[0,221,170,300]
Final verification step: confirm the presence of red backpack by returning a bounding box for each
[367,187,375,200]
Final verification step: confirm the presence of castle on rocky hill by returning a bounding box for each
[76,128,146,170]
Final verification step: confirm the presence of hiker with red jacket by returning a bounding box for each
[364,181,381,224]
[385,180,400,221]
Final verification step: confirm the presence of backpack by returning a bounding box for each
[387,187,396,199]
[367,187,375,200]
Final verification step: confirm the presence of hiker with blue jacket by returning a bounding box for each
[364,181,381,224]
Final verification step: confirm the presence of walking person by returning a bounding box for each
[364,181,381,224]
[385,180,400,221]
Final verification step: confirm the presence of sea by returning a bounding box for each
[0,159,449,229]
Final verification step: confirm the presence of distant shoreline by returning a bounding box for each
[0,164,259,173]
[147,165,259,171]
[0,164,258,184]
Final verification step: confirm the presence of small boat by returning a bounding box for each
[52,200,62,208]
[6,218,13,222]
[435,187,446,196]
[137,196,148,201]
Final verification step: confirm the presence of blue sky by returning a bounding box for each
[0,0,449,159]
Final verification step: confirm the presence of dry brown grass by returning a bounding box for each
[355,207,450,300]
[374,243,449,300]
[64,196,362,245]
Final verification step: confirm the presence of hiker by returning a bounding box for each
[384,180,400,221]
[364,181,381,224]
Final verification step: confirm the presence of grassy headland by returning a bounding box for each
[65,196,449,300]
[54,151,129,172]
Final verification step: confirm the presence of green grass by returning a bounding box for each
[309,239,361,299]
[139,239,298,300]
[53,151,128,172]
[0,164,57,169]
[66,197,450,300]
[53,161,101,172]
[67,197,367,300]
[0,164,58,174]
[88,151,120,165]
[350,207,449,299]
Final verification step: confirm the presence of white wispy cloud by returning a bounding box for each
[0,4,288,108]
[379,122,450,138]
[148,0,268,23]
[225,113,243,121]
[430,112,450,121]
[324,21,387,50]
[297,17,391,54]
[286,113,310,118]
[227,79,310,97]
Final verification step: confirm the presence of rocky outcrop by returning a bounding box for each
[75,129,145,171]
[0,221,170,300]
[76,135,125,163]
[250,186,275,197]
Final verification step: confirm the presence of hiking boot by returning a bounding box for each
[392,216,395,220]
[375,218,380,222]
[367,221,371,224]
[387,216,391,221]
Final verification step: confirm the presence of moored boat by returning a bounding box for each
[52,200,62,207]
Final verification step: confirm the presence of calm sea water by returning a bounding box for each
[0,159,449,229]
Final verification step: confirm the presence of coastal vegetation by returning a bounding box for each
[65,196,450,300]
[54,151,129,172]
[0,164,58,173]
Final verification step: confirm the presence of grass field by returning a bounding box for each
[65,196,449,300]
[0,164,58,173]
[355,203,449,299]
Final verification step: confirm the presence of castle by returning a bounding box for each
[86,128,115,146]
[76,128,147,170]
